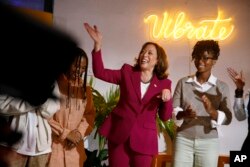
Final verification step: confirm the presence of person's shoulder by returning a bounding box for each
[173,75,193,87]
[216,79,230,91]
[86,85,94,92]
[178,75,193,82]
[122,63,133,68]
[160,77,172,84]
[121,63,134,71]
[85,85,94,99]
[216,79,229,87]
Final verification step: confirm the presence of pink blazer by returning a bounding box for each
[92,50,173,155]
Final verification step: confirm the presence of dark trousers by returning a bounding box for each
[241,131,249,152]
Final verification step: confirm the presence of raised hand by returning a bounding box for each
[227,67,245,90]
[84,23,102,51]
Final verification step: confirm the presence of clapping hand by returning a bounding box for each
[201,94,215,115]
[176,104,197,120]
[183,105,197,119]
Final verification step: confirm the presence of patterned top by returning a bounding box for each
[48,84,95,167]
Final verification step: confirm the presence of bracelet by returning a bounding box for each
[235,88,243,98]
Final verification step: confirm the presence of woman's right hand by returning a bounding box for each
[66,129,82,146]
[84,23,102,52]
[177,105,197,120]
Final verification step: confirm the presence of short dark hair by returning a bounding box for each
[192,40,220,60]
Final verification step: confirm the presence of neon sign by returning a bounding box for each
[144,11,234,41]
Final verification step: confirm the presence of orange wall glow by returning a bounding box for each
[144,11,234,41]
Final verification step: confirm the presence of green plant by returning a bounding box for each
[157,117,175,141]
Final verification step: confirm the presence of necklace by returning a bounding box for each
[141,75,153,84]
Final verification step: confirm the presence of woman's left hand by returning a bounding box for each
[201,95,216,115]
[157,89,171,102]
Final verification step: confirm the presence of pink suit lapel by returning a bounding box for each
[130,71,141,102]
[141,75,161,103]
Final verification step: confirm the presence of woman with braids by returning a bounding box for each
[48,47,96,167]
[172,40,232,167]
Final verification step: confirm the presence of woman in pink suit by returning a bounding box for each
[84,23,173,167]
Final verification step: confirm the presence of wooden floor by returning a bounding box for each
[151,153,230,167]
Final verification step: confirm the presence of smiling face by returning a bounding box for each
[68,57,87,84]
[139,44,158,72]
[194,51,216,73]
[191,40,220,76]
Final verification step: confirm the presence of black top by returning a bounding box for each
[247,97,250,127]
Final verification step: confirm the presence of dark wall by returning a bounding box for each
[2,0,53,13]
